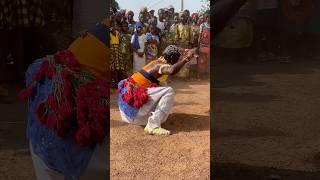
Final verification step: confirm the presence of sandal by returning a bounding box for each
[144,127,171,135]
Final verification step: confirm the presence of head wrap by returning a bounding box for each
[191,13,199,18]
[120,9,126,15]
[140,6,148,13]
[68,18,110,77]
[126,10,134,17]
[162,45,181,64]
[133,22,143,49]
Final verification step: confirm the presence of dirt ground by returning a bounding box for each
[0,84,35,180]
[4,59,320,179]
[110,79,211,179]
[213,59,320,179]
[0,79,210,180]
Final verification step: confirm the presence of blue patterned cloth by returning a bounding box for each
[26,59,94,180]
[132,22,143,49]
[145,33,160,45]
[117,80,139,121]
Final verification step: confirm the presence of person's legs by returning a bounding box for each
[111,70,118,88]
[255,10,269,60]
[80,141,108,179]
[0,30,9,97]
[144,86,175,134]
[255,9,279,61]
[30,143,64,180]
[118,86,175,135]
[266,8,280,56]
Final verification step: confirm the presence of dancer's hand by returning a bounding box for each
[183,48,199,61]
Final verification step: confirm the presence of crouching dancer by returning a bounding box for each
[19,19,110,179]
[117,45,198,135]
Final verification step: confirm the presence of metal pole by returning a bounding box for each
[181,0,184,11]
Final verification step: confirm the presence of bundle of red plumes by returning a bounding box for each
[117,78,154,108]
[19,50,109,147]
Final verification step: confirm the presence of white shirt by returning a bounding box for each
[157,21,165,31]
[131,34,147,53]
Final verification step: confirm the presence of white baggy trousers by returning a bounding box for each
[30,140,108,180]
[119,86,175,129]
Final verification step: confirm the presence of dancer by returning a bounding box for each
[20,18,110,180]
[117,45,198,135]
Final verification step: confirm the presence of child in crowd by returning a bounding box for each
[159,19,172,52]
[131,22,147,71]
[145,24,160,63]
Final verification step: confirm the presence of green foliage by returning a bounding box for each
[198,0,210,15]
[111,0,120,10]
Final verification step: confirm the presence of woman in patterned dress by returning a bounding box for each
[110,20,122,88]
[119,21,133,78]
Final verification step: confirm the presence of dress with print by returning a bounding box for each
[198,22,210,73]
[159,29,172,52]
[0,0,45,30]
[119,33,133,76]
[173,23,192,78]
[190,24,200,48]
[110,31,123,71]
[128,21,136,35]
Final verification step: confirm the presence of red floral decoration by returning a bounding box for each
[75,78,109,146]
[117,77,155,108]
[19,50,109,147]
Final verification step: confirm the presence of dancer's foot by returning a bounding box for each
[144,127,171,135]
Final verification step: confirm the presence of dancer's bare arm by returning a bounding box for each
[160,48,198,75]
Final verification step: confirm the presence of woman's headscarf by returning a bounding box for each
[126,10,134,17]
[191,13,199,18]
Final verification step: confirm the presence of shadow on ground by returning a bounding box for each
[110,119,128,128]
[213,61,319,89]
[213,162,320,180]
[163,113,209,134]
[213,89,280,103]
[213,127,288,138]
[0,83,28,151]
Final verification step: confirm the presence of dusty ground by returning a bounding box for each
[4,59,320,179]
[110,80,211,179]
[0,84,35,180]
[213,59,320,179]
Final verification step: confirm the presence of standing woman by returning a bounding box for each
[173,11,192,79]
[131,22,147,72]
[198,12,211,78]
[190,13,200,79]
[20,19,110,180]
[126,10,136,35]
[119,21,133,77]
[110,20,122,88]
[279,0,313,60]
[213,0,255,63]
